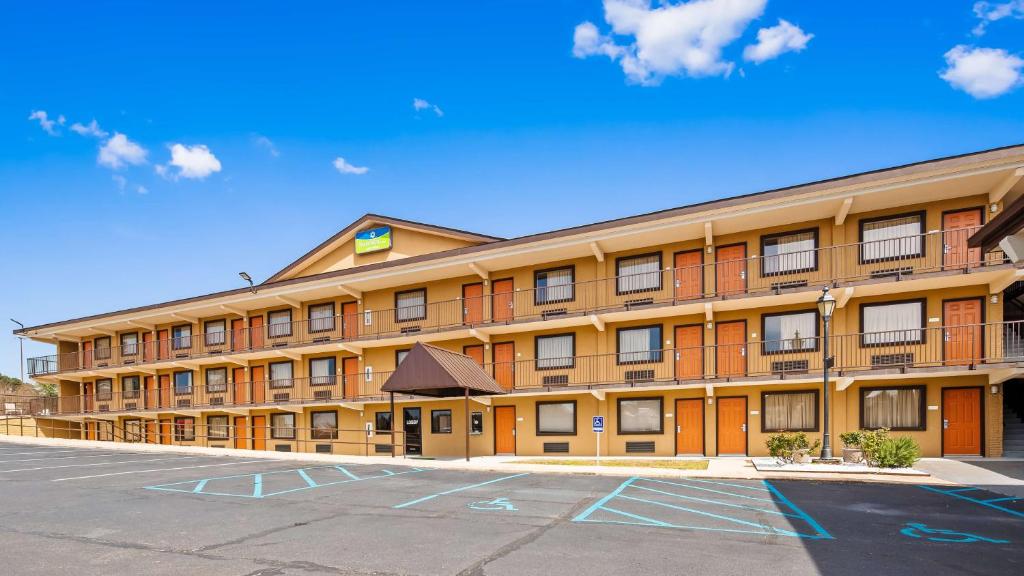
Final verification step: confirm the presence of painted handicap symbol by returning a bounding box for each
[468,497,517,512]
[900,522,1009,544]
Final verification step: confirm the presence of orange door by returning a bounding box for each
[83,340,94,369]
[230,318,245,351]
[463,344,485,367]
[717,397,747,455]
[342,357,360,398]
[159,419,172,445]
[674,325,703,380]
[675,398,704,455]
[233,367,247,404]
[144,376,156,409]
[463,283,484,325]
[944,299,983,366]
[233,416,248,449]
[715,244,747,296]
[157,329,169,359]
[342,302,359,339]
[716,321,747,377]
[251,366,266,404]
[674,250,703,301]
[943,208,983,270]
[492,279,514,322]
[143,332,154,362]
[145,421,157,443]
[493,342,515,391]
[494,406,516,454]
[159,375,171,408]
[83,382,94,412]
[943,388,982,455]
[250,316,265,349]
[85,421,95,440]
[252,415,267,450]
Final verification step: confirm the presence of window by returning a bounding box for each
[95,378,112,401]
[471,412,483,435]
[618,398,663,434]
[174,371,193,394]
[120,333,139,356]
[268,310,293,337]
[122,375,141,399]
[762,391,818,432]
[396,289,426,322]
[205,367,227,393]
[536,334,574,369]
[861,301,925,345]
[861,386,925,430]
[309,302,336,332]
[395,349,410,366]
[311,411,338,440]
[174,417,195,441]
[269,361,293,388]
[94,336,112,360]
[309,357,336,386]
[431,409,452,434]
[171,325,192,350]
[536,401,576,435]
[617,325,663,364]
[271,413,296,439]
[535,267,574,305]
[763,311,818,353]
[204,320,226,346]
[617,253,662,294]
[208,415,229,439]
[762,229,818,275]
[860,212,924,263]
[375,411,393,432]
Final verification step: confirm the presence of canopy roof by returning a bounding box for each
[381,343,507,397]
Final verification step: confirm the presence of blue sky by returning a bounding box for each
[2,1,1023,379]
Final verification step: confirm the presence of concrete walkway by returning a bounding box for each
[916,457,1024,498]
[0,434,950,484]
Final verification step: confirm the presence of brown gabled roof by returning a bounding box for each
[969,191,1024,252]
[381,343,506,397]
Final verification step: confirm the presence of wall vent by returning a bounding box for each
[375,444,394,454]
[543,442,570,453]
[273,393,290,402]
[314,390,332,400]
[625,369,655,382]
[625,441,656,453]
[176,399,191,408]
[542,375,570,386]
[771,360,809,373]
[315,444,332,454]
[871,353,914,367]
[274,444,292,452]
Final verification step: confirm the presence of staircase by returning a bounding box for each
[1005,380,1024,457]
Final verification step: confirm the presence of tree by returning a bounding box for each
[0,373,27,394]
[37,382,57,397]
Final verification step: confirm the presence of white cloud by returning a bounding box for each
[28,110,60,135]
[70,119,108,138]
[413,98,444,117]
[972,1,1024,35]
[333,156,369,175]
[112,174,127,190]
[98,133,148,169]
[571,0,770,85]
[136,185,148,195]
[252,134,279,157]
[940,45,1023,98]
[159,143,223,180]
[743,19,813,63]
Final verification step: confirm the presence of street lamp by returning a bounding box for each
[11,319,25,384]
[239,272,257,294]
[816,287,837,461]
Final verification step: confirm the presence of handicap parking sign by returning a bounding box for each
[593,416,604,433]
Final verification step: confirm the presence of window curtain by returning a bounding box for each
[174,372,192,394]
[310,358,335,385]
[537,335,573,368]
[538,269,573,303]
[121,333,138,355]
[206,369,227,392]
[122,376,140,399]
[538,402,575,433]
[618,327,661,363]
[311,413,338,439]
[397,291,426,321]
[205,321,226,346]
[619,399,661,433]
[618,254,661,293]
[764,231,816,274]
[270,363,293,388]
[862,216,923,261]
[765,312,817,352]
[310,304,335,331]
[863,302,923,344]
[208,416,229,439]
[172,327,191,349]
[272,414,296,438]
[268,312,291,337]
[96,379,112,400]
[862,388,922,429]
[764,392,816,430]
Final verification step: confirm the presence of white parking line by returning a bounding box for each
[0,449,90,456]
[52,460,269,481]
[0,456,200,473]
[0,452,130,464]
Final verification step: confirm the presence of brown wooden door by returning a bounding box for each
[157,329,169,360]
[494,406,516,454]
[674,250,703,301]
[144,376,156,409]
[943,388,982,455]
[85,421,95,440]
[493,342,515,391]
[342,357,360,398]
[143,332,154,362]
[716,321,747,377]
[249,316,265,349]
[159,419,172,445]
[944,299,983,366]
[674,325,703,380]
[251,366,266,404]
[145,421,157,444]
[233,367,247,404]
[83,382,94,412]
[342,302,359,339]
[156,375,170,408]
[233,416,248,449]
[676,398,704,455]
[230,319,245,351]
[463,283,484,325]
[492,279,514,322]
[463,344,485,367]
[715,244,747,296]
[83,340,94,369]
[943,209,983,270]
[252,415,267,450]
[717,397,747,455]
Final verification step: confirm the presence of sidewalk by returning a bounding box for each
[915,458,1024,498]
[0,434,951,484]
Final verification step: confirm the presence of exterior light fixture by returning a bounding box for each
[239,272,256,294]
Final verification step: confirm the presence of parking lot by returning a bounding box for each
[0,439,1021,576]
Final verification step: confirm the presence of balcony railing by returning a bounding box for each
[25,321,1024,416]
[27,227,1009,376]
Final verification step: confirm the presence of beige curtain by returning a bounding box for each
[862,388,921,428]
[764,392,816,430]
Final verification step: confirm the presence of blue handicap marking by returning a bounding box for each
[592,416,604,433]
[900,522,1009,544]
[468,497,517,512]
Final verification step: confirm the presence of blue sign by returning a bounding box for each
[354,226,393,254]
[592,416,605,433]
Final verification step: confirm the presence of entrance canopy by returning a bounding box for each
[381,343,506,398]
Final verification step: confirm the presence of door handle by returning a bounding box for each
[675,351,681,361]
[512,429,516,436]
[676,425,681,433]
[740,271,746,280]
[944,331,951,342]
[943,244,951,254]
[740,347,746,357]
[741,423,747,432]
[943,419,949,429]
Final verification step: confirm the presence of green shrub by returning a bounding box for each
[765,432,821,463]
[839,430,865,448]
[869,436,920,468]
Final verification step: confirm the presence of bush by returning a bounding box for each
[839,430,865,448]
[765,432,821,463]
[869,436,920,468]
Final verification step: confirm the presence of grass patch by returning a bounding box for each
[510,459,709,470]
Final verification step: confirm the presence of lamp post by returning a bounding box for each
[11,319,25,384]
[816,287,836,461]
[238,272,257,294]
